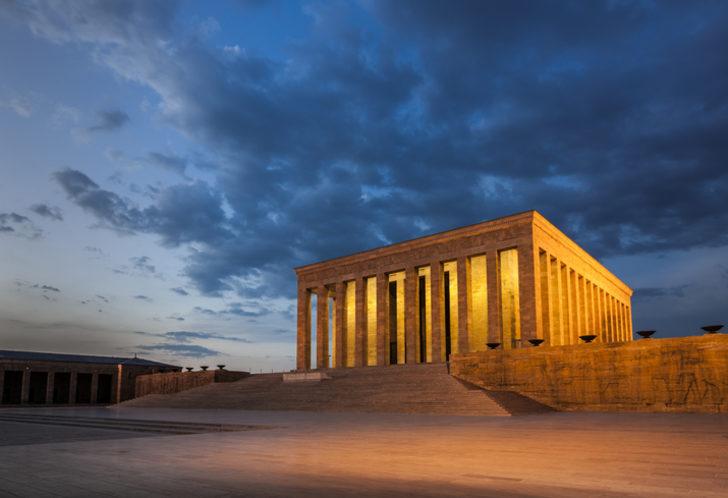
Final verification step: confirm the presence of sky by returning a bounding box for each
[1,0,727,371]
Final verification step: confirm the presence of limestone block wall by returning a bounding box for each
[135,370,249,398]
[451,335,728,413]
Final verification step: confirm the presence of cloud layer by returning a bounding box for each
[10,0,728,304]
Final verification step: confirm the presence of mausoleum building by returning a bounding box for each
[295,211,633,370]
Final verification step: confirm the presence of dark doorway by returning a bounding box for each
[53,372,71,404]
[444,271,451,361]
[419,275,427,363]
[389,281,398,365]
[28,372,48,404]
[76,373,92,404]
[2,370,23,404]
[97,374,113,404]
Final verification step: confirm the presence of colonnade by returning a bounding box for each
[297,245,633,370]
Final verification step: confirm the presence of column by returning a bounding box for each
[376,273,388,366]
[518,244,539,344]
[404,267,418,363]
[45,371,55,404]
[539,251,552,345]
[573,273,582,340]
[334,282,346,367]
[297,285,312,371]
[69,371,78,403]
[354,276,367,367]
[20,368,30,404]
[551,258,564,345]
[486,250,501,345]
[457,256,470,354]
[564,267,573,344]
[430,261,443,363]
[90,373,99,404]
[316,286,329,369]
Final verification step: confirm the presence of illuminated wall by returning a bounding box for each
[469,255,488,352]
[499,249,520,349]
[345,280,356,367]
[367,276,377,366]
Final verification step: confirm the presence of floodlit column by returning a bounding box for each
[574,274,582,339]
[334,282,346,367]
[430,260,443,362]
[376,273,388,366]
[627,305,633,340]
[551,258,564,345]
[518,244,539,344]
[45,371,55,404]
[404,267,418,363]
[539,251,552,345]
[486,250,501,345]
[316,286,329,369]
[457,256,470,354]
[20,368,30,404]
[354,277,367,367]
[296,285,312,371]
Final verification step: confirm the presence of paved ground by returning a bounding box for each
[0,407,727,497]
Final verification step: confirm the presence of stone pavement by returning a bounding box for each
[0,407,727,497]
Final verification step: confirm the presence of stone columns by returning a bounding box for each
[45,371,55,404]
[518,244,539,344]
[404,267,417,364]
[297,285,312,371]
[486,250,501,345]
[20,368,30,404]
[90,373,99,404]
[316,286,329,369]
[354,277,367,367]
[334,282,346,368]
[539,252,552,345]
[430,260,443,363]
[376,273,388,366]
[456,256,469,354]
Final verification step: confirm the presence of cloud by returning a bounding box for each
[634,285,689,299]
[192,302,270,318]
[85,109,129,132]
[155,330,252,343]
[137,343,220,358]
[130,255,156,274]
[146,152,187,176]
[17,0,728,303]
[0,212,42,239]
[134,294,153,302]
[170,287,189,296]
[30,203,63,221]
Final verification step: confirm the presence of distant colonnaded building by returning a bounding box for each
[294,210,633,370]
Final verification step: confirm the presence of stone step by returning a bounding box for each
[121,364,551,416]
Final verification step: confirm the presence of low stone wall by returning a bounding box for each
[135,370,249,398]
[451,335,728,413]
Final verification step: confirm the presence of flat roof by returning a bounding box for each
[0,350,179,368]
[295,210,535,272]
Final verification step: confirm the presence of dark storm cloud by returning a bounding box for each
[29,203,63,221]
[0,212,42,239]
[146,152,187,176]
[23,1,728,299]
[85,110,129,133]
[634,285,689,300]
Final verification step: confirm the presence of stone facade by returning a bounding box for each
[295,210,633,370]
[451,334,728,413]
[135,369,250,397]
[0,350,179,405]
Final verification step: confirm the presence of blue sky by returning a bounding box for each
[1,0,727,370]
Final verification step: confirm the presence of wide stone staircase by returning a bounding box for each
[121,364,552,416]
